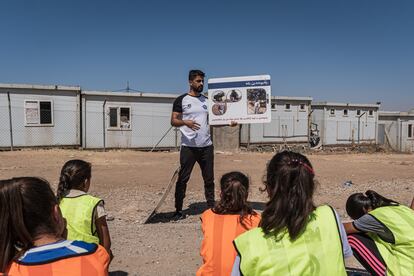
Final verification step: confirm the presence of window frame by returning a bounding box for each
[330,108,335,116]
[24,99,54,127]
[356,109,361,116]
[299,103,306,112]
[285,103,291,111]
[408,124,413,138]
[343,109,348,117]
[107,106,132,130]
[368,110,374,116]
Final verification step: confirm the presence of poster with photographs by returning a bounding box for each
[208,75,271,125]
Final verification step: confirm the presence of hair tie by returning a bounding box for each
[288,159,314,175]
[301,163,315,175]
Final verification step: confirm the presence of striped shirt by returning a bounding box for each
[7,240,109,276]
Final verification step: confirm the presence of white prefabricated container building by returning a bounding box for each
[82,90,180,149]
[311,102,380,146]
[240,96,313,145]
[0,83,81,148]
[378,111,414,152]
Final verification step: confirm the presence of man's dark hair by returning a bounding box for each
[189,69,205,81]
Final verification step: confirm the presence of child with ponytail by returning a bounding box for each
[344,190,414,276]
[196,171,260,276]
[57,159,112,259]
[232,151,351,276]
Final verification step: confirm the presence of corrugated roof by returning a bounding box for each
[379,111,414,117]
[271,96,313,101]
[0,83,81,91]
[82,90,179,98]
[311,101,380,108]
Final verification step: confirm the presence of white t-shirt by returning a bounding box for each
[172,93,212,147]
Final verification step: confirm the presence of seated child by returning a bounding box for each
[57,159,113,259]
[1,177,109,275]
[344,190,414,276]
[233,151,351,276]
[197,171,260,276]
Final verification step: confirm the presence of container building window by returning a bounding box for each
[24,100,53,126]
[108,107,131,129]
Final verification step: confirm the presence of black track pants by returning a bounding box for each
[348,233,387,276]
[174,145,215,211]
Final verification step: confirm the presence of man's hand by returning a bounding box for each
[184,120,200,130]
[229,121,238,127]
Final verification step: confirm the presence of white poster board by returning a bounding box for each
[208,75,271,125]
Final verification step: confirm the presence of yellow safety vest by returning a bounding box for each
[60,194,102,244]
[234,205,346,276]
[368,205,414,276]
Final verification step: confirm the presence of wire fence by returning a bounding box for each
[0,95,180,151]
[0,93,383,151]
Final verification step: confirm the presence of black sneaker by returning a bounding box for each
[171,211,186,221]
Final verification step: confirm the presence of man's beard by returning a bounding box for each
[196,85,203,93]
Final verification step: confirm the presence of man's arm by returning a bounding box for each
[170,111,200,130]
[211,121,238,128]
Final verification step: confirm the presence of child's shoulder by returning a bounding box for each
[201,208,214,217]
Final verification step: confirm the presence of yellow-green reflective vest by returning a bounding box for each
[60,194,102,244]
[234,205,346,276]
[368,205,414,276]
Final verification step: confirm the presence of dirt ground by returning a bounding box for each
[1,149,413,275]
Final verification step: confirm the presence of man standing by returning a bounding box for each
[170,69,214,220]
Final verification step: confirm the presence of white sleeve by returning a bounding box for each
[231,255,242,276]
[95,201,107,219]
[333,209,353,258]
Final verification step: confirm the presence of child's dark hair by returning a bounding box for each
[0,177,59,272]
[260,151,316,241]
[213,171,254,228]
[57,159,91,201]
[346,190,399,220]
[188,69,205,81]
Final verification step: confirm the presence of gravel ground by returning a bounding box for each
[1,149,413,275]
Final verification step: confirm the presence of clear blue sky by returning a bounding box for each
[1,0,413,111]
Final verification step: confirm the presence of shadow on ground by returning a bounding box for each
[109,271,128,276]
[145,201,265,224]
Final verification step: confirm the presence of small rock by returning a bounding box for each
[343,180,353,187]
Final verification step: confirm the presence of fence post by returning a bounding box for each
[358,112,366,144]
[174,127,178,150]
[7,92,14,151]
[103,99,107,152]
